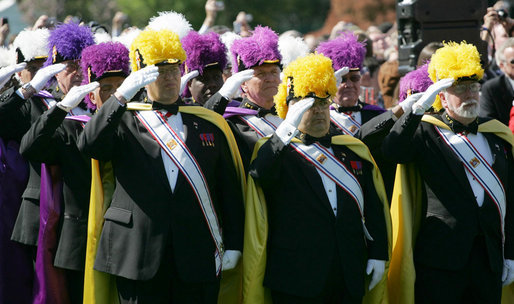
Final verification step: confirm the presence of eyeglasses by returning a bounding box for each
[341,74,361,83]
[447,82,481,94]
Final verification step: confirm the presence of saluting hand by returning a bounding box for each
[115,65,159,102]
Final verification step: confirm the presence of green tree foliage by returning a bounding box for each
[117,0,331,34]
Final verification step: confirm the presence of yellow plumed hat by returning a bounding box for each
[129,28,187,71]
[275,53,336,119]
[428,41,484,111]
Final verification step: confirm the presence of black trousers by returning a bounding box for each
[270,249,361,304]
[116,236,220,304]
[415,236,502,304]
[65,269,84,304]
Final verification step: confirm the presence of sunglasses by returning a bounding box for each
[341,74,361,83]
[448,82,481,94]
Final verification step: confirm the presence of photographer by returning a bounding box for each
[481,4,514,66]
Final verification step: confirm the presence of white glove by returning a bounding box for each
[366,259,386,291]
[29,63,66,92]
[0,62,26,88]
[180,70,199,93]
[400,92,424,112]
[222,250,242,271]
[502,259,514,286]
[275,97,315,145]
[218,69,254,100]
[116,65,159,101]
[335,66,350,87]
[411,78,454,115]
[57,82,99,112]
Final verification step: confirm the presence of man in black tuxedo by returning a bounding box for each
[315,34,399,201]
[383,41,514,303]
[480,38,514,125]
[77,28,245,304]
[246,54,389,303]
[19,42,130,303]
[0,23,95,250]
[203,26,282,170]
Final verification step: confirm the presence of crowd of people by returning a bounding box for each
[0,0,514,303]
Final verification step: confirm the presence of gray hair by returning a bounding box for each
[496,37,514,64]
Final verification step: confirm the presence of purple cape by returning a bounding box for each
[33,116,89,304]
[33,164,70,304]
[0,138,32,304]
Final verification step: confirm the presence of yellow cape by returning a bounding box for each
[242,135,392,304]
[83,104,246,304]
[387,115,514,304]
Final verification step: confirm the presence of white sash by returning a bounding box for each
[135,110,224,275]
[239,115,283,138]
[435,126,506,243]
[290,141,373,240]
[330,110,361,136]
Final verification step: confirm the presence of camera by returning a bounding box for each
[496,9,508,21]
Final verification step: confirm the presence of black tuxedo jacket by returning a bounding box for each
[382,111,514,273]
[19,105,91,271]
[480,74,514,125]
[249,134,388,299]
[77,96,244,282]
[0,87,52,245]
[356,110,398,202]
[204,93,265,171]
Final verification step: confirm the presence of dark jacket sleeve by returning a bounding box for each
[203,92,229,115]
[215,129,245,251]
[248,133,287,189]
[77,96,126,161]
[19,105,67,163]
[357,110,396,150]
[381,110,423,164]
[479,79,499,121]
[361,159,389,260]
[504,142,514,259]
[0,87,31,140]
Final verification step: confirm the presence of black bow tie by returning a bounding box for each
[152,102,179,115]
[300,133,332,148]
[257,106,277,118]
[336,104,362,113]
[444,114,478,135]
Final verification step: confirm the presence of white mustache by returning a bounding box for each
[462,99,478,106]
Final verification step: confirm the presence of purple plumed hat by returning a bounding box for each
[230,26,281,73]
[44,22,95,67]
[80,42,130,110]
[398,63,433,102]
[182,31,227,75]
[315,32,366,71]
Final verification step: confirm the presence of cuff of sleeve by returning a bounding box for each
[15,88,26,100]
[275,122,298,145]
[56,102,71,112]
[411,104,426,115]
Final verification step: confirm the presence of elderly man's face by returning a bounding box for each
[146,64,181,104]
[334,70,361,107]
[500,46,514,79]
[296,97,331,137]
[55,60,83,94]
[440,80,481,122]
[241,63,281,109]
